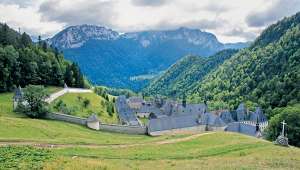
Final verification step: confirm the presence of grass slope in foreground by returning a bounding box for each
[1,132,299,170]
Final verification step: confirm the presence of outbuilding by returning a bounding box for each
[87,114,100,130]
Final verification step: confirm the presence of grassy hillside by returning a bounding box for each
[45,132,300,170]
[50,92,118,124]
[1,92,300,169]
[0,92,181,145]
[1,132,300,169]
[143,49,238,98]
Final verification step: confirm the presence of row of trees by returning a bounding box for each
[0,23,85,92]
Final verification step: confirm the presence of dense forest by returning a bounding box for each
[188,13,300,116]
[0,23,86,92]
[143,49,238,98]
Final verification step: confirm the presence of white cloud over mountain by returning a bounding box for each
[0,0,299,43]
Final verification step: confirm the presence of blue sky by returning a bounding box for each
[0,0,299,43]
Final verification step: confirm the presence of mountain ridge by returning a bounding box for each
[48,25,249,90]
[49,25,248,50]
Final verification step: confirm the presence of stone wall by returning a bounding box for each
[100,123,147,135]
[45,112,147,135]
[226,122,257,136]
[148,125,226,136]
[45,112,87,125]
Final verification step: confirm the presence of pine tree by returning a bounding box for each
[64,64,74,87]
[20,32,31,48]
[38,35,42,46]
[42,41,48,52]
[0,24,9,46]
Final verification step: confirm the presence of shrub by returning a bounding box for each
[83,98,90,108]
[18,85,49,118]
[54,100,65,110]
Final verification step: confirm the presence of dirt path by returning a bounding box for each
[0,132,214,149]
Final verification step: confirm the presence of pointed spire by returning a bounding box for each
[64,83,68,89]
[14,85,23,100]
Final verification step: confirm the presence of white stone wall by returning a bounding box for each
[137,112,150,118]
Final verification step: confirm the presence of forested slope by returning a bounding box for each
[0,23,86,92]
[189,12,300,115]
[143,49,238,98]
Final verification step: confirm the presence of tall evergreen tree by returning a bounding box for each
[42,41,48,52]
[38,35,42,46]
[20,32,32,48]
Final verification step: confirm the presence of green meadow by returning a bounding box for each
[50,92,118,124]
[0,90,300,169]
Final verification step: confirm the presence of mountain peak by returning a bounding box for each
[48,24,119,49]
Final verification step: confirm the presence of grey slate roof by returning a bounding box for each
[249,107,267,122]
[148,112,225,132]
[148,113,200,132]
[137,104,163,115]
[161,100,206,116]
[87,114,99,122]
[116,96,140,126]
[200,112,225,126]
[13,86,23,100]
[236,103,247,121]
[220,110,234,124]
[128,96,144,103]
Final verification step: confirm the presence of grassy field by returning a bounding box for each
[50,92,118,124]
[45,132,300,170]
[2,132,299,170]
[0,86,62,117]
[0,91,184,145]
[1,91,300,169]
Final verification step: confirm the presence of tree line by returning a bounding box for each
[0,23,85,92]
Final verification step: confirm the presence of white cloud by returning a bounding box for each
[246,0,300,27]
[131,0,167,7]
[0,3,63,38]
[0,0,299,42]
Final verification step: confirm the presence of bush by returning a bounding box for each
[18,85,49,118]
[83,98,90,108]
[54,100,65,110]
